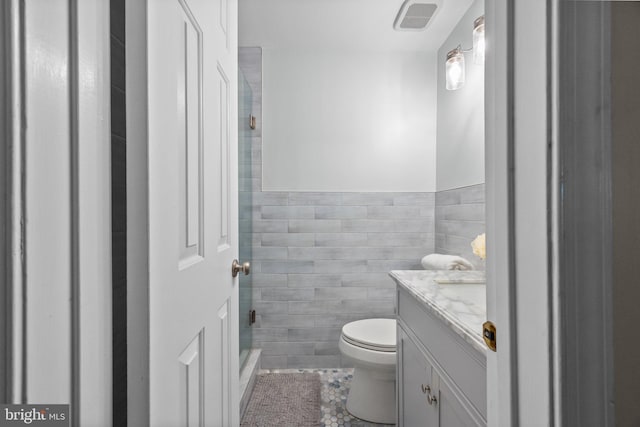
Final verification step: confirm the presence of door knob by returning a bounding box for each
[232,259,251,277]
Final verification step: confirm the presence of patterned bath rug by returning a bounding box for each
[241,372,321,427]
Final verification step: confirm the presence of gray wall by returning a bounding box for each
[436,0,485,191]
[239,47,485,369]
[612,4,640,426]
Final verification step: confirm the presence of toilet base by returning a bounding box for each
[346,365,396,424]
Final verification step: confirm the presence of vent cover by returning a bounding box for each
[393,0,439,31]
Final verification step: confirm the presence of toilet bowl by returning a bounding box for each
[339,318,396,424]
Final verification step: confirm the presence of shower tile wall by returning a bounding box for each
[239,48,486,369]
[239,48,436,369]
[435,184,486,270]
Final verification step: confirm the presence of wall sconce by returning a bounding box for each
[473,16,485,65]
[445,15,485,91]
[445,47,465,91]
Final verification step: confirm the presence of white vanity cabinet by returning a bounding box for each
[396,284,487,427]
[398,326,438,426]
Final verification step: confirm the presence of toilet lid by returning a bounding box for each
[341,318,396,352]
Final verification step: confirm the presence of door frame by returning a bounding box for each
[511,0,555,424]
[0,0,618,426]
[0,0,18,405]
[484,0,518,425]
[124,1,150,425]
[553,1,615,426]
[74,1,113,424]
[1,0,112,425]
[488,1,616,426]
[487,0,556,424]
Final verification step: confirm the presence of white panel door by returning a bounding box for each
[147,0,239,425]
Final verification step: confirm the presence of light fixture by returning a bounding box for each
[444,15,485,91]
[473,16,485,65]
[445,47,465,91]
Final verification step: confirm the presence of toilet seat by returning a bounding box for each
[342,334,395,352]
[341,318,396,352]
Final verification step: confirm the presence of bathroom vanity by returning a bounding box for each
[390,270,487,427]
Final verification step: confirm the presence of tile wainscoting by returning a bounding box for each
[435,184,486,270]
[244,191,435,369]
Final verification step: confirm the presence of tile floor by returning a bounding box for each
[259,368,395,427]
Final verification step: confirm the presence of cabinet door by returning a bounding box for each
[435,374,481,427]
[398,328,438,427]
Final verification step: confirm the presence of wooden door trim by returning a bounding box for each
[125,1,151,425]
[485,0,518,425]
[511,0,554,423]
[74,0,113,424]
[1,0,26,405]
[1,0,112,423]
[553,2,615,425]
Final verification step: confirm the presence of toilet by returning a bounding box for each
[339,318,396,424]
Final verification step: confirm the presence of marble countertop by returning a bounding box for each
[390,270,487,354]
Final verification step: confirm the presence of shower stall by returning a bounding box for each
[238,69,254,370]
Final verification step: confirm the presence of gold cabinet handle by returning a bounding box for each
[231,259,251,277]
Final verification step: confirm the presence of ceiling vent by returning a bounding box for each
[393,0,439,31]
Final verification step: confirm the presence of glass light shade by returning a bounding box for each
[445,48,465,90]
[473,16,485,65]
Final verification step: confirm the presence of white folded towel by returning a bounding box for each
[421,254,474,271]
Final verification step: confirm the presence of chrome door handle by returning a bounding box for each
[421,384,437,405]
[232,259,251,277]
[427,392,438,405]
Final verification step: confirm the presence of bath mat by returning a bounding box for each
[240,372,321,427]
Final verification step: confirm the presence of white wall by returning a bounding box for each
[262,49,437,192]
[436,0,485,191]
